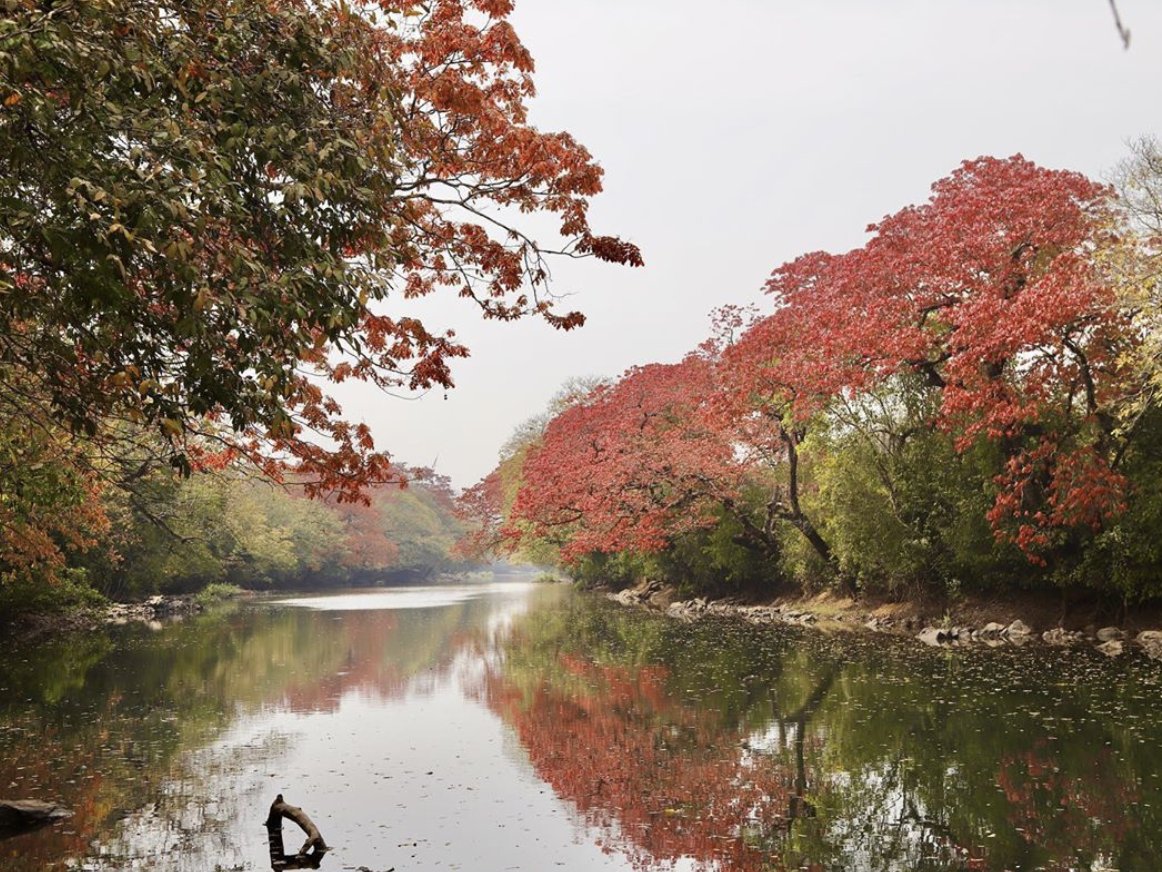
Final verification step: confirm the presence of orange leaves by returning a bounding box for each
[0,0,640,514]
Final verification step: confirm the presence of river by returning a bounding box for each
[2,578,1160,871]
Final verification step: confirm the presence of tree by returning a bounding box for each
[1108,136,1162,426]
[761,156,1136,560]
[0,0,640,504]
[508,354,746,562]
[713,306,838,573]
[457,375,605,562]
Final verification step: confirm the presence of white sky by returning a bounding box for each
[334,0,1162,489]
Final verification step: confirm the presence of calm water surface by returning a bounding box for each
[3,579,1162,871]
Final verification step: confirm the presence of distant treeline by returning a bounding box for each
[0,460,475,615]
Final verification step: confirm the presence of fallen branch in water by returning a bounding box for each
[266,794,328,865]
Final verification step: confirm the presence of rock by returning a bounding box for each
[1004,619,1034,638]
[1137,630,1162,659]
[1042,628,1083,647]
[978,621,1007,638]
[917,627,953,647]
[0,799,73,837]
[646,585,675,608]
[1096,627,1125,642]
[1097,640,1125,658]
[666,601,703,621]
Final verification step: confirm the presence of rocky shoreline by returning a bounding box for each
[103,594,206,627]
[610,580,1162,660]
[6,594,215,643]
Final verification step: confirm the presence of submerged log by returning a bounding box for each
[0,799,73,840]
[266,794,328,869]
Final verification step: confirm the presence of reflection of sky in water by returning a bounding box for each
[69,580,633,871]
[274,581,535,612]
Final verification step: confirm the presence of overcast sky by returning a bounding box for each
[334,0,1162,489]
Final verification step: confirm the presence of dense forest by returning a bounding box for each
[463,144,1162,605]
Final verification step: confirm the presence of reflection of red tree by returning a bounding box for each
[996,740,1138,867]
[280,611,412,713]
[486,654,815,871]
[0,715,123,869]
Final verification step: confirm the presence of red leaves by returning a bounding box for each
[576,234,646,267]
[507,355,740,561]
[751,156,1133,558]
[468,156,1139,571]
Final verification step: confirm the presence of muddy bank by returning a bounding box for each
[609,579,1162,659]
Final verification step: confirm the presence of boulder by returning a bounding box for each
[978,622,1007,638]
[1096,627,1126,643]
[0,800,73,838]
[917,627,953,647]
[1004,619,1034,638]
[1097,640,1125,658]
[1137,630,1162,659]
[1042,628,1084,647]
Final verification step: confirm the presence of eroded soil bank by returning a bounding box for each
[608,579,1162,659]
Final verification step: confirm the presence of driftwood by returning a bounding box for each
[0,799,73,840]
[265,794,328,870]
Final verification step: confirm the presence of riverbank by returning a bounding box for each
[3,593,225,644]
[609,579,1162,659]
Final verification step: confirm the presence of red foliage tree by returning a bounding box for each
[506,354,746,561]
[755,156,1135,558]
[0,0,642,510]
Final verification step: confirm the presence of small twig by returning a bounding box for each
[1108,0,1131,49]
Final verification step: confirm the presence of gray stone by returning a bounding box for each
[1097,640,1125,658]
[1137,630,1162,659]
[979,621,1007,637]
[1096,627,1125,642]
[917,627,952,647]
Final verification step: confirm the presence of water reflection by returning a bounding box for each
[0,582,1159,870]
[481,595,1162,872]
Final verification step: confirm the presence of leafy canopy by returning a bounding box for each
[0,0,640,498]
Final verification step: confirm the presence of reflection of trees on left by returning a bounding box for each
[0,597,502,871]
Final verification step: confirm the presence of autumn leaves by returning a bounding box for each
[469,156,1159,597]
